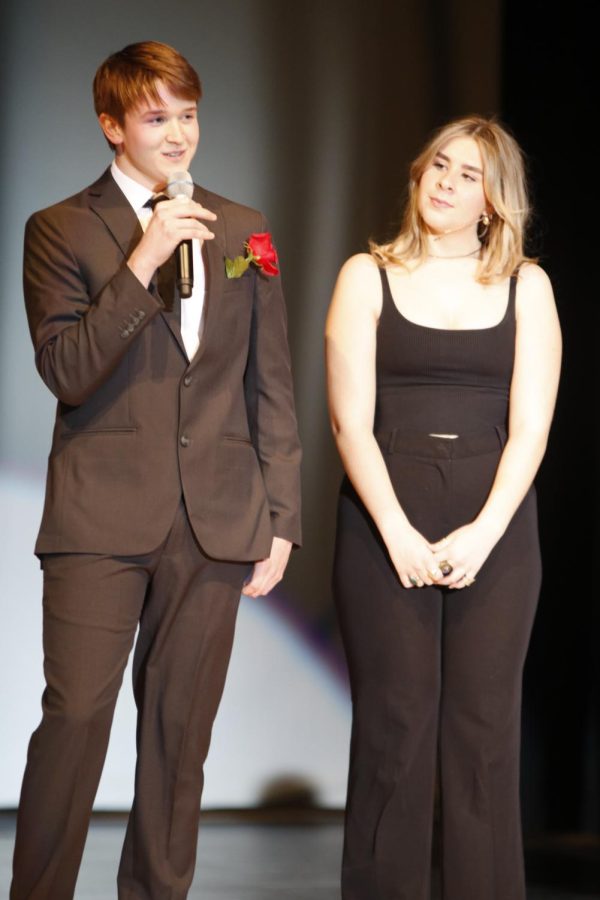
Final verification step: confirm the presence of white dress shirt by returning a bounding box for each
[111,161,206,360]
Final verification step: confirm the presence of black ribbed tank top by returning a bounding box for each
[375,267,517,434]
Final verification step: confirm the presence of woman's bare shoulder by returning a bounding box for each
[515,262,558,322]
[338,252,381,280]
[331,253,383,314]
[517,261,552,292]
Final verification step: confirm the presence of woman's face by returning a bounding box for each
[418,136,489,238]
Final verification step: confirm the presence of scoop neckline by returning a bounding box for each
[383,269,512,334]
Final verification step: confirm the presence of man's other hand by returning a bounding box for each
[241,537,293,598]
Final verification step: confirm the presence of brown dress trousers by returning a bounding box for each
[11,501,246,900]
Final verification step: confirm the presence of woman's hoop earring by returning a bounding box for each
[478,211,492,240]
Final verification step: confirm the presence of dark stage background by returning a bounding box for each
[0,0,596,854]
[502,0,597,840]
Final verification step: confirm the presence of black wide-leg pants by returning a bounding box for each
[334,428,541,900]
[11,499,247,900]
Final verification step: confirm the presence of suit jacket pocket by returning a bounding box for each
[62,426,137,437]
[222,273,253,295]
[222,434,253,446]
[51,427,138,465]
[210,439,268,514]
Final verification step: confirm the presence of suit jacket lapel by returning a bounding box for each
[87,168,143,258]
[157,254,182,348]
[86,172,226,364]
[87,168,186,356]
[189,186,226,368]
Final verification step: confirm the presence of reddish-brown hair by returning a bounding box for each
[93,41,201,133]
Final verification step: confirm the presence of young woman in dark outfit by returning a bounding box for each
[325,117,561,900]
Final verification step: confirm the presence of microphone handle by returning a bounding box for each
[177,239,193,299]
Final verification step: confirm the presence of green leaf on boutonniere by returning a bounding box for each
[225,254,253,279]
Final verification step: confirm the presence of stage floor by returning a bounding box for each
[0,812,597,899]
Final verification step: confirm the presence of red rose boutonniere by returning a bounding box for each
[225,232,279,279]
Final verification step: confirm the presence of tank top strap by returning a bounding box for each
[378,265,393,313]
[507,268,520,321]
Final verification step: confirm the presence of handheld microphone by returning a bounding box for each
[166,171,195,298]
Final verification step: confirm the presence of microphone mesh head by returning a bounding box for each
[166,171,194,199]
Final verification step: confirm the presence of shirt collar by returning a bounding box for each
[110,160,154,213]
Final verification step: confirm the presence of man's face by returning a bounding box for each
[100,82,199,191]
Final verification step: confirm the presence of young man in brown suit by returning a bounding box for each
[11,41,301,900]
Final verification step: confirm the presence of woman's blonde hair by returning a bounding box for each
[370,116,534,283]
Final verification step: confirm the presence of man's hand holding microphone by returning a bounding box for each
[127,171,216,290]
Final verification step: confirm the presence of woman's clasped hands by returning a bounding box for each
[383,519,442,590]
[431,520,502,589]
[387,518,501,591]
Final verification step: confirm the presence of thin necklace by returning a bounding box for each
[427,246,481,260]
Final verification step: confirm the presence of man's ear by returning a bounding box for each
[98,113,124,147]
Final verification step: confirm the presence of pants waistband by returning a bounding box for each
[375,425,507,459]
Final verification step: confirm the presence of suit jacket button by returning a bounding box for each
[183,375,193,387]
[127,323,135,333]
[180,434,191,447]
[120,329,129,339]
[138,310,146,319]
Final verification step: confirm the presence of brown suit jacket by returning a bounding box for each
[24,168,301,561]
